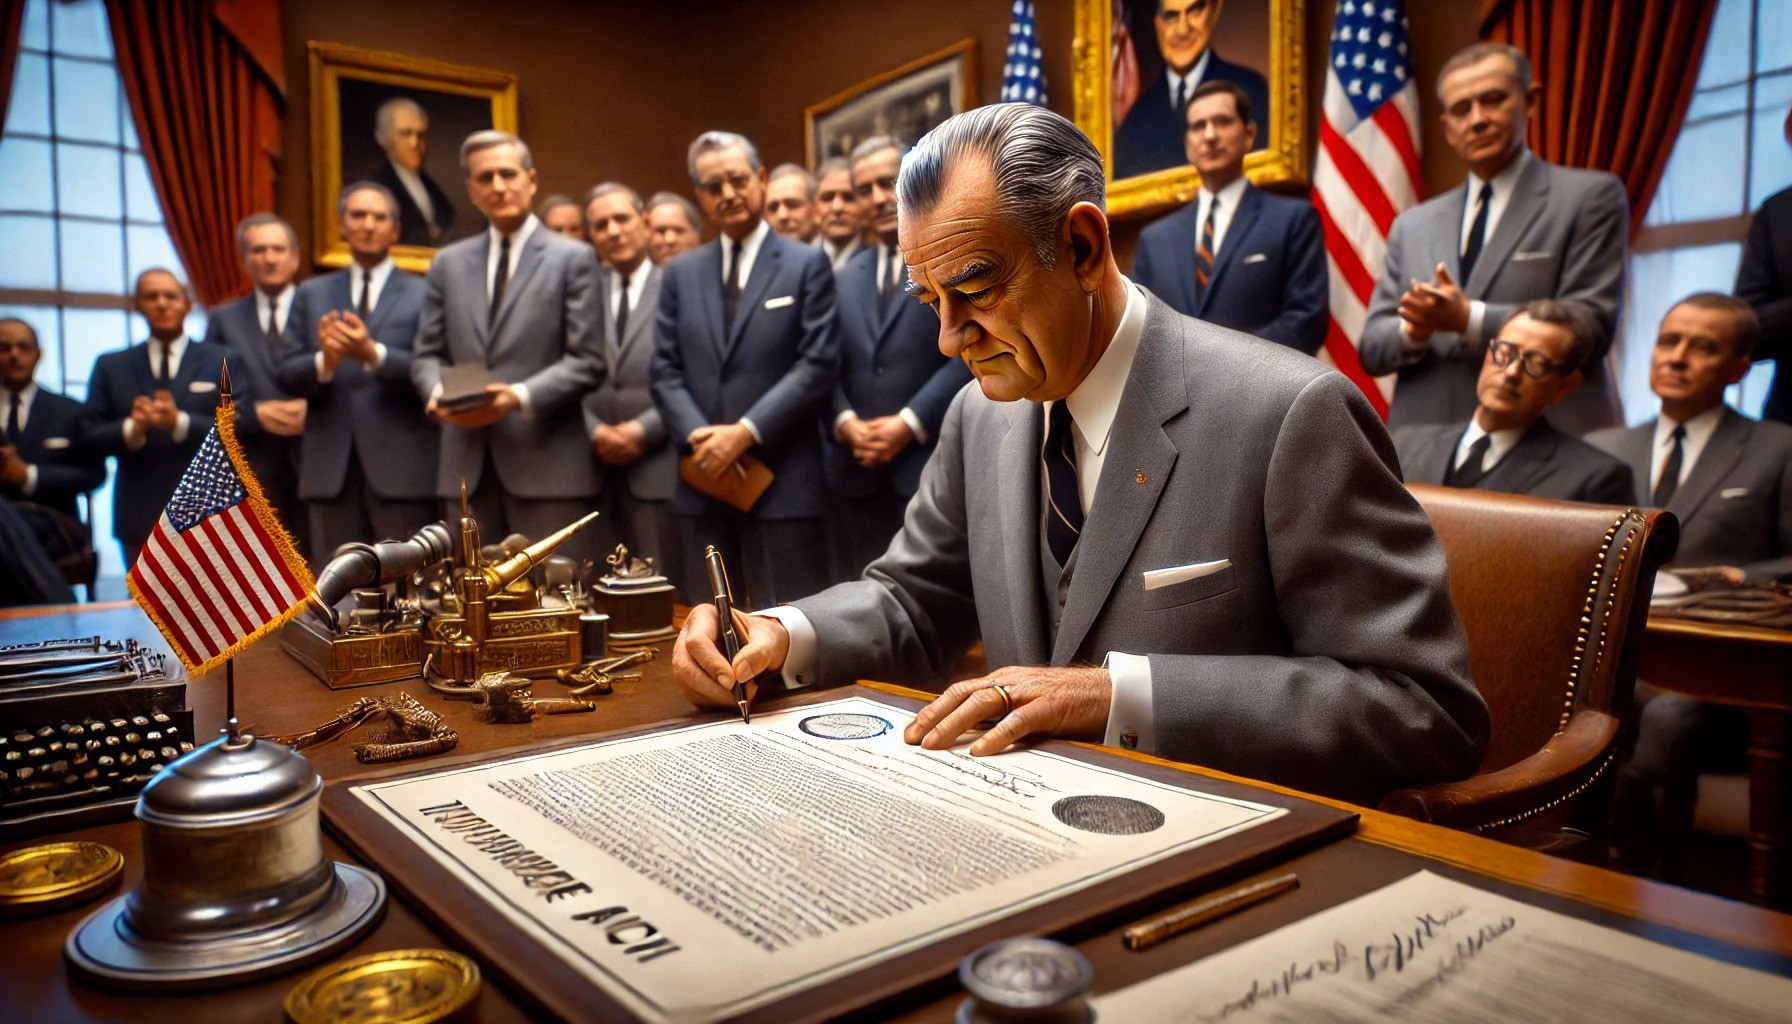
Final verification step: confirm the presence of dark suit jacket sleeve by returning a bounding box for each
[1359,215,1416,376]
[517,247,606,415]
[201,316,261,438]
[1483,174,1628,357]
[1147,374,1488,804]
[275,285,324,397]
[1743,448,1792,583]
[411,262,450,402]
[1582,460,1637,507]
[907,357,973,439]
[1131,230,1162,302]
[1258,202,1328,354]
[650,264,712,446]
[81,357,131,456]
[26,402,106,497]
[739,252,840,450]
[1737,197,1792,366]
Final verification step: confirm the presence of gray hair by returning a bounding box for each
[1437,42,1533,100]
[584,182,645,212]
[815,156,854,184]
[234,212,297,254]
[686,130,761,183]
[646,190,702,229]
[133,267,193,302]
[767,163,816,200]
[460,129,533,173]
[897,104,1105,268]
[849,134,905,165]
[374,96,425,147]
[538,192,579,215]
[338,180,400,220]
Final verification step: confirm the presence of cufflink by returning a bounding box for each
[1135,471,1148,484]
[1120,730,1138,750]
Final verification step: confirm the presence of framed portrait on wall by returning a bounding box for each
[1075,0,1307,219]
[805,39,978,168]
[308,42,518,272]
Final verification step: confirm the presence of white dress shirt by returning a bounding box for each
[833,241,929,444]
[480,216,541,414]
[3,382,40,495]
[255,284,293,338]
[390,160,437,224]
[608,259,652,325]
[315,257,395,381]
[1652,404,1725,493]
[1165,48,1214,110]
[124,334,192,449]
[1192,175,1249,261]
[1453,418,1525,474]
[1458,150,1531,344]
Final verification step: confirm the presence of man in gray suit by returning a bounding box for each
[412,130,606,558]
[1589,293,1792,876]
[651,130,839,609]
[1394,299,1634,505]
[277,182,438,562]
[583,182,677,584]
[670,105,1487,806]
[1361,43,1627,435]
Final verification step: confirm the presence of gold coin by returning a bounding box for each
[0,841,123,916]
[285,948,480,1024]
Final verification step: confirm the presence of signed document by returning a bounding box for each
[348,696,1286,1022]
[1095,870,1792,1022]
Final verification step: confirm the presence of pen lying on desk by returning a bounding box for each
[704,545,752,724]
[1121,872,1299,951]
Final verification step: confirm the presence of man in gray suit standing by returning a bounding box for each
[278,182,438,562]
[1361,43,1627,435]
[413,130,606,558]
[1589,293,1792,877]
[652,130,839,610]
[670,105,1487,806]
[1393,299,1634,505]
[582,182,677,584]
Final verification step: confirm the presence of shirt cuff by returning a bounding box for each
[368,342,387,370]
[739,417,763,444]
[22,464,38,497]
[123,419,146,451]
[315,351,335,383]
[752,606,817,690]
[898,407,928,446]
[171,411,191,444]
[833,409,857,438]
[1463,300,1487,345]
[1102,651,1156,753]
[510,382,533,418]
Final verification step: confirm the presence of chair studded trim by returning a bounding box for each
[1467,749,1618,835]
[1560,510,1647,732]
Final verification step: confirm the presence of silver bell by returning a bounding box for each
[65,733,386,990]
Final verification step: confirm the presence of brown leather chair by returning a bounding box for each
[1380,484,1678,862]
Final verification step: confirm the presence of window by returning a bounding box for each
[0,0,205,581]
[1618,0,1792,423]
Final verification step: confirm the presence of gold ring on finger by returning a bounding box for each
[991,684,1013,717]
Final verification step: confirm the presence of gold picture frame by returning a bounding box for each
[307,42,518,273]
[1075,0,1307,220]
[805,39,978,168]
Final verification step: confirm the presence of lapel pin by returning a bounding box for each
[1135,471,1148,484]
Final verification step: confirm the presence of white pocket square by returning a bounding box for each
[42,436,70,450]
[188,381,217,393]
[1512,250,1552,261]
[1243,252,1268,264]
[1143,558,1231,591]
[1721,487,1749,499]
[763,295,795,310]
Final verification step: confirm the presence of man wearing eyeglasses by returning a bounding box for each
[650,130,839,609]
[1113,0,1269,179]
[1392,299,1633,505]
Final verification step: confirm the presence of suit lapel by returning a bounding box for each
[1482,420,1556,494]
[875,248,908,341]
[363,268,397,339]
[1198,186,1261,314]
[1052,300,1182,665]
[698,242,728,358]
[1168,206,1202,314]
[850,253,881,351]
[618,267,660,359]
[466,238,495,351]
[1669,410,1750,522]
[489,229,549,344]
[996,401,1050,666]
[1468,157,1548,295]
[726,234,781,356]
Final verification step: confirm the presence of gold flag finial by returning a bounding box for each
[219,358,233,407]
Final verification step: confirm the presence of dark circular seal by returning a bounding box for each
[1051,794,1166,835]
[797,713,894,740]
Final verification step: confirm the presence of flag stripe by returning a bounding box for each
[176,520,258,640]
[131,547,203,665]
[1312,189,1377,306]
[235,506,305,606]
[1371,101,1422,200]
[1320,119,1398,237]
[1324,319,1391,418]
[152,525,239,655]
[214,509,284,621]
[193,514,274,627]
[136,535,222,662]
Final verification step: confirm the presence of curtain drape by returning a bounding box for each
[0,0,27,135]
[1479,0,1719,240]
[104,0,284,307]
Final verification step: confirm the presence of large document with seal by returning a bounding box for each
[322,690,1357,1022]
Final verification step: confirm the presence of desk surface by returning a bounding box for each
[4,602,1791,1022]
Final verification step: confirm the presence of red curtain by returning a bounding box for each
[104,0,284,307]
[0,0,26,134]
[1479,0,1718,240]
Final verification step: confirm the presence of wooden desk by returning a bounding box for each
[3,603,1790,1022]
[1642,614,1792,910]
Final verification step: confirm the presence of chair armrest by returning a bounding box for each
[1379,709,1621,831]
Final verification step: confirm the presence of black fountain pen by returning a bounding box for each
[704,545,752,723]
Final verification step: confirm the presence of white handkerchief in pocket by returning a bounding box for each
[763,295,795,310]
[1243,252,1268,265]
[42,436,70,450]
[1722,487,1749,499]
[188,381,217,393]
[1512,249,1552,261]
[1143,558,1231,591]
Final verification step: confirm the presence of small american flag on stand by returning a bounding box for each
[127,363,314,677]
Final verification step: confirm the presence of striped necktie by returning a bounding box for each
[1195,197,1219,301]
[1043,400,1083,567]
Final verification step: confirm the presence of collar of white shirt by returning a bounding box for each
[145,333,190,375]
[610,259,651,315]
[1195,176,1251,251]
[390,160,435,218]
[4,380,38,418]
[722,218,772,285]
[1456,417,1527,473]
[351,256,396,310]
[1654,404,1727,485]
[1064,280,1148,457]
[487,215,540,293]
[1165,49,1214,104]
[1462,149,1531,245]
[256,284,294,333]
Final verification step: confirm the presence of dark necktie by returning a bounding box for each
[878,245,899,317]
[490,234,511,325]
[1043,400,1083,567]
[357,268,371,320]
[264,301,281,351]
[1171,79,1184,112]
[724,239,742,326]
[1654,424,1686,506]
[4,389,20,445]
[153,341,169,385]
[1459,182,1493,284]
[615,275,631,345]
[1446,433,1492,489]
[1195,197,1218,302]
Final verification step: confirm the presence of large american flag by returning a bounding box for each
[1312,0,1422,419]
[127,376,313,676]
[1000,0,1048,105]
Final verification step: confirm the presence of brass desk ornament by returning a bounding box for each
[587,544,677,645]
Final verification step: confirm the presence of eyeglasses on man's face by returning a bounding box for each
[696,171,756,197]
[1487,338,1566,379]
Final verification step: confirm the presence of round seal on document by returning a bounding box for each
[797,713,893,740]
[1051,794,1166,835]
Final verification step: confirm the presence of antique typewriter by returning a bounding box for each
[0,636,193,840]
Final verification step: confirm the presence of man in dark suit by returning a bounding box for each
[203,213,308,547]
[278,182,439,562]
[1394,300,1634,505]
[582,182,678,583]
[1361,43,1627,435]
[1589,293,1792,878]
[83,269,230,567]
[1131,81,1325,354]
[0,317,105,568]
[370,97,456,248]
[1113,0,1270,179]
[412,130,606,560]
[669,105,1486,806]
[651,130,839,609]
[1735,106,1792,425]
[825,136,972,579]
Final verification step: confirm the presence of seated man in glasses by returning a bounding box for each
[1391,298,1634,505]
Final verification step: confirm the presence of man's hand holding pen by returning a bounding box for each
[671,603,789,714]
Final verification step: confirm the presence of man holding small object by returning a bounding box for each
[671,105,1486,806]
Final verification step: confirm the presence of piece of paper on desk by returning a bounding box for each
[1093,870,1792,1022]
[348,695,1287,1023]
